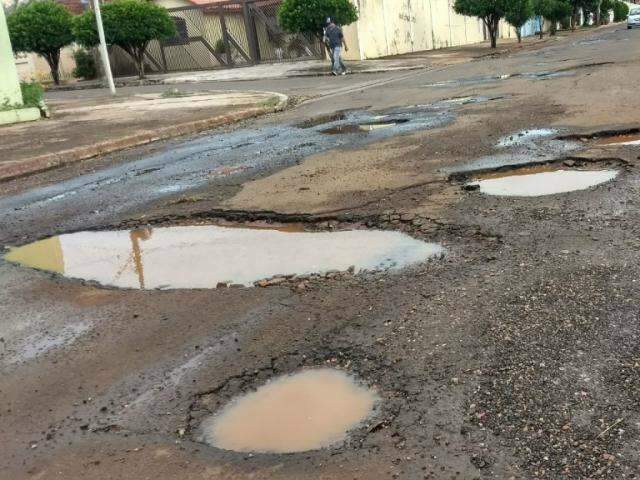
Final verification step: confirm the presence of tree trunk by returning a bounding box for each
[485,16,499,48]
[539,17,544,38]
[45,51,61,85]
[550,21,557,35]
[516,27,522,43]
[134,47,146,80]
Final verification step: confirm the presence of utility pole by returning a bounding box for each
[91,0,116,95]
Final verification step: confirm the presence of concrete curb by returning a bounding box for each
[0,92,288,182]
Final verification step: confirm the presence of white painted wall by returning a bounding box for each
[344,0,518,60]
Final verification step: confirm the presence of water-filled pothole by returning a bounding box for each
[596,132,640,146]
[200,368,378,453]
[465,165,618,197]
[321,118,410,134]
[4,225,443,289]
[497,128,557,147]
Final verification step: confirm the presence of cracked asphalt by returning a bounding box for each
[2,24,640,480]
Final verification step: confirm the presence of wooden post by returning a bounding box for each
[159,44,169,72]
[242,0,260,63]
[219,5,234,66]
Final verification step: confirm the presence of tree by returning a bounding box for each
[580,0,599,25]
[533,0,547,37]
[505,0,534,42]
[7,0,74,85]
[613,0,629,21]
[533,0,571,36]
[278,0,358,37]
[74,0,175,79]
[599,0,614,22]
[544,0,572,33]
[454,0,507,48]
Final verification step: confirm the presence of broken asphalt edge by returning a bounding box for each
[0,92,289,183]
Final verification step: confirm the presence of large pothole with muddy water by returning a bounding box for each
[198,368,379,453]
[464,164,619,197]
[4,224,444,289]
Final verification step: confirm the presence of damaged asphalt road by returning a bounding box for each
[3,24,640,480]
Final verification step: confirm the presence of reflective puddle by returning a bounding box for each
[466,167,618,197]
[497,128,558,147]
[321,118,410,134]
[596,133,640,146]
[4,225,443,289]
[201,369,378,453]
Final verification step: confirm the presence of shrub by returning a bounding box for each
[74,0,175,79]
[72,49,97,80]
[213,38,226,54]
[7,0,74,85]
[613,0,629,21]
[278,0,358,36]
[20,82,44,108]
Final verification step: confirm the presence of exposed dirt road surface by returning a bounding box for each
[3,25,640,480]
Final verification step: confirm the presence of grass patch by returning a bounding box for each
[161,88,190,98]
[260,96,281,109]
[21,82,44,108]
[0,82,44,112]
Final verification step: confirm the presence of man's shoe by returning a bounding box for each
[341,71,347,75]
[331,71,338,76]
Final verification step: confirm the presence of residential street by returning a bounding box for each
[3,23,640,479]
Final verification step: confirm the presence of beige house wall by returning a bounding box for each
[15,46,76,83]
[344,0,517,60]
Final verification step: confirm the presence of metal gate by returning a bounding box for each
[109,0,323,77]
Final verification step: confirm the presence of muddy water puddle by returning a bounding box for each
[595,132,640,146]
[4,225,443,289]
[201,369,378,453]
[466,166,619,197]
[424,69,577,88]
[321,118,410,134]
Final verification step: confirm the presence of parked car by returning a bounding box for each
[628,8,640,28]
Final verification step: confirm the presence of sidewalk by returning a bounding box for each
[51,33,562,91]
[47,25,614,91]
[0,90,287,182]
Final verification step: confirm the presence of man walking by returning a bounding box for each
[324,18,348,75]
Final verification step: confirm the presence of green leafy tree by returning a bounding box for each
[505,0,534,42]
[580,0,599,25]
[533,0,547,37]
[454,0,507,48]
[613,0,629,21]
[74,0,175,79]
[596,0,613,25]
[545,0,572,33]
[533,0,571,36]
[7,0,74,85]
[278,0,358,37]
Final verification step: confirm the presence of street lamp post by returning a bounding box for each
[90,0,116,96]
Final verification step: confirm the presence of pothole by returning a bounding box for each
[497,128,558,147]
[443,127,580,174]
[464,164,619,197]
[595,132,640,146]
[4,224,443,289]
[321,118,410,134]
[198,368,378,454]
[297,112,348,129]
